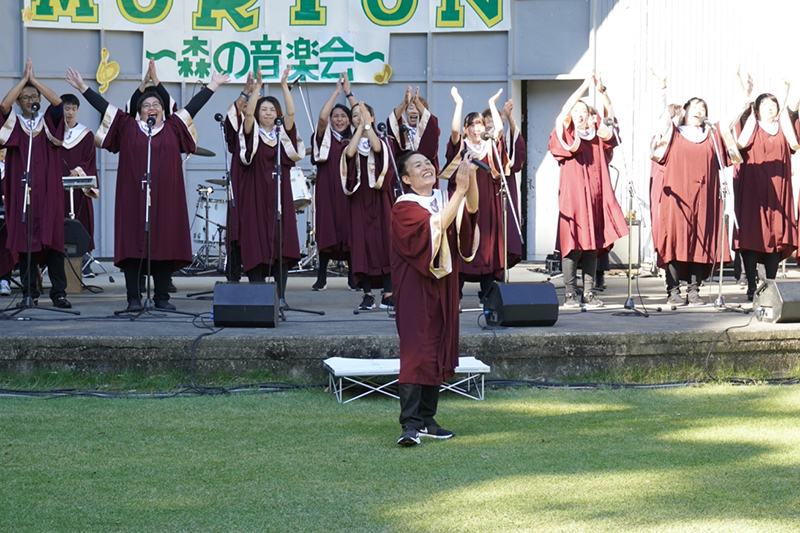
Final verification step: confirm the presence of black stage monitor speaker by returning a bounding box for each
[64,218,91,257]
[213,281,278,327]
[483,282,559,327]
[754,280,800,323]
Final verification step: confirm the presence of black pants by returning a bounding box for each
[19,249,67,301]
[226,242,243,282]
[562,249,597,296]
[360,272,392,295]
[122,259,172,303]
[741,250,780,294]
[398,383,439,430]
[665,261,703,296]
[317,251,353,285]
[458,273,495,300]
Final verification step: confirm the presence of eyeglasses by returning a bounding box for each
[18,95,40,102]
[140,102,162,110]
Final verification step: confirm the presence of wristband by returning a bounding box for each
[345,92,354,98]
[240,91,250,99]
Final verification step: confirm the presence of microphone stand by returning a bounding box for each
[706,121,745,313]
[3,107,79,318]
[485,134,523,283]
[117,119,196,320]
[605,119,648,318]
[273,117,324,319]
[187,114,233,299]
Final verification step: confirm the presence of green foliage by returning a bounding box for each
[2,386,800,532]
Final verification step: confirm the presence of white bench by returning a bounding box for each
[323,356,490,404]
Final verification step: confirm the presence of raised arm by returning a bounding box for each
[317,74,343,135]
[449,86,463,145]
[342,73,357,108]
[0,58,31,115]
[593,74,613,118]
[394,86,411,122]
[183,70,228,118]
[66,67,109,116]
[557,76,592,129]
[243,69,263,136]
[27,59,61,107]
[487,88,504,138]
[280,66,295,131]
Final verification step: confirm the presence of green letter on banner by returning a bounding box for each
[362,0,417,27]
[193,0,260,31]
[117,0,172,24]
[290,0,326,25]
[437,0,503,28]
[32,0,99,22]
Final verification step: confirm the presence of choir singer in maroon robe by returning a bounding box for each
[65,67,229,312]
[392,152,479,447]
[730,70,798,301]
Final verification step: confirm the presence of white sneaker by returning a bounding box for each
[0,280,10,296]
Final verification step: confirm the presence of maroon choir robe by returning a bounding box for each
[392,190,478,386]
[651,120,737,276]
[548,115,628,258]
[731,106,798,261]
[0,104,65,256]
[311,123,351,258]
[224,103,244,255]
[235,121,304,275]
[387,107,441,175]
[95,105,196,270]
[61,123,97,250]
[501,128,526,268]
[443,136,505,281]
[340,138,395,286]
[0,171,18,276]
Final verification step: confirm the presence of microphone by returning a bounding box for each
[602,117,615,127]
[698,116,714,129]
[376,122,387,135]
[480,131,496,142]
[274,116,283,127]
[31,102,40,113]
[399,124,409,133]
[289,77,301,91]
[214,113,224,123]
[146,116,156,127]
[461,149,490,172]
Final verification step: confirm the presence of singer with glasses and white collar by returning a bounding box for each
[650,79,740,308]
[730,69,800,302]
[548,74,627,309]
[0,57,72,309]
[65,66,229,312]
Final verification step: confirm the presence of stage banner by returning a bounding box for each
[22,0,508,82]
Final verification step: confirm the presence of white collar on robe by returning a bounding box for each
[17,110,44,130]
[65,123,88,143]
[259,126,277,141]
[577,125,596,141]
[137,119,165,136]
[357,137,372,156]
[678,124,709,143]
[404,189,445,215]
[758,119,779,136]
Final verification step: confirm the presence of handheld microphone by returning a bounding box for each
[146,116,156,127]
[480,131,495,142]
[31,102,40,113]
[461,149,491,172]
[214,113,224,123]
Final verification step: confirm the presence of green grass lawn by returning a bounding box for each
[2,384,799,532]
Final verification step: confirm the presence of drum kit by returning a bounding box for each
[183,145,320,275]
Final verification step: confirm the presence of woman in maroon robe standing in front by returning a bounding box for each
[730,71,799,301]
[392,152,478,446]
[236,67,304,302]
[651,80,739,307]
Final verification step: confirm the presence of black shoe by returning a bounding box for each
[311,280,327,291]
[419,423,454,439]
[154,300,176,311]
[359,294,376,310]
[53,296,72,309]
[126,298,143,312]
[168,281,177,293]
[397,426,420,447]
[380,294,394,309]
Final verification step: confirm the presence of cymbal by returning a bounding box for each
[206,179,227,186]
[194,146,216,157]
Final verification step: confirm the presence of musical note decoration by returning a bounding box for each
[96,48,120,94]
[373,63,392,85]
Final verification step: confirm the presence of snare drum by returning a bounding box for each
[290,167,312,213]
